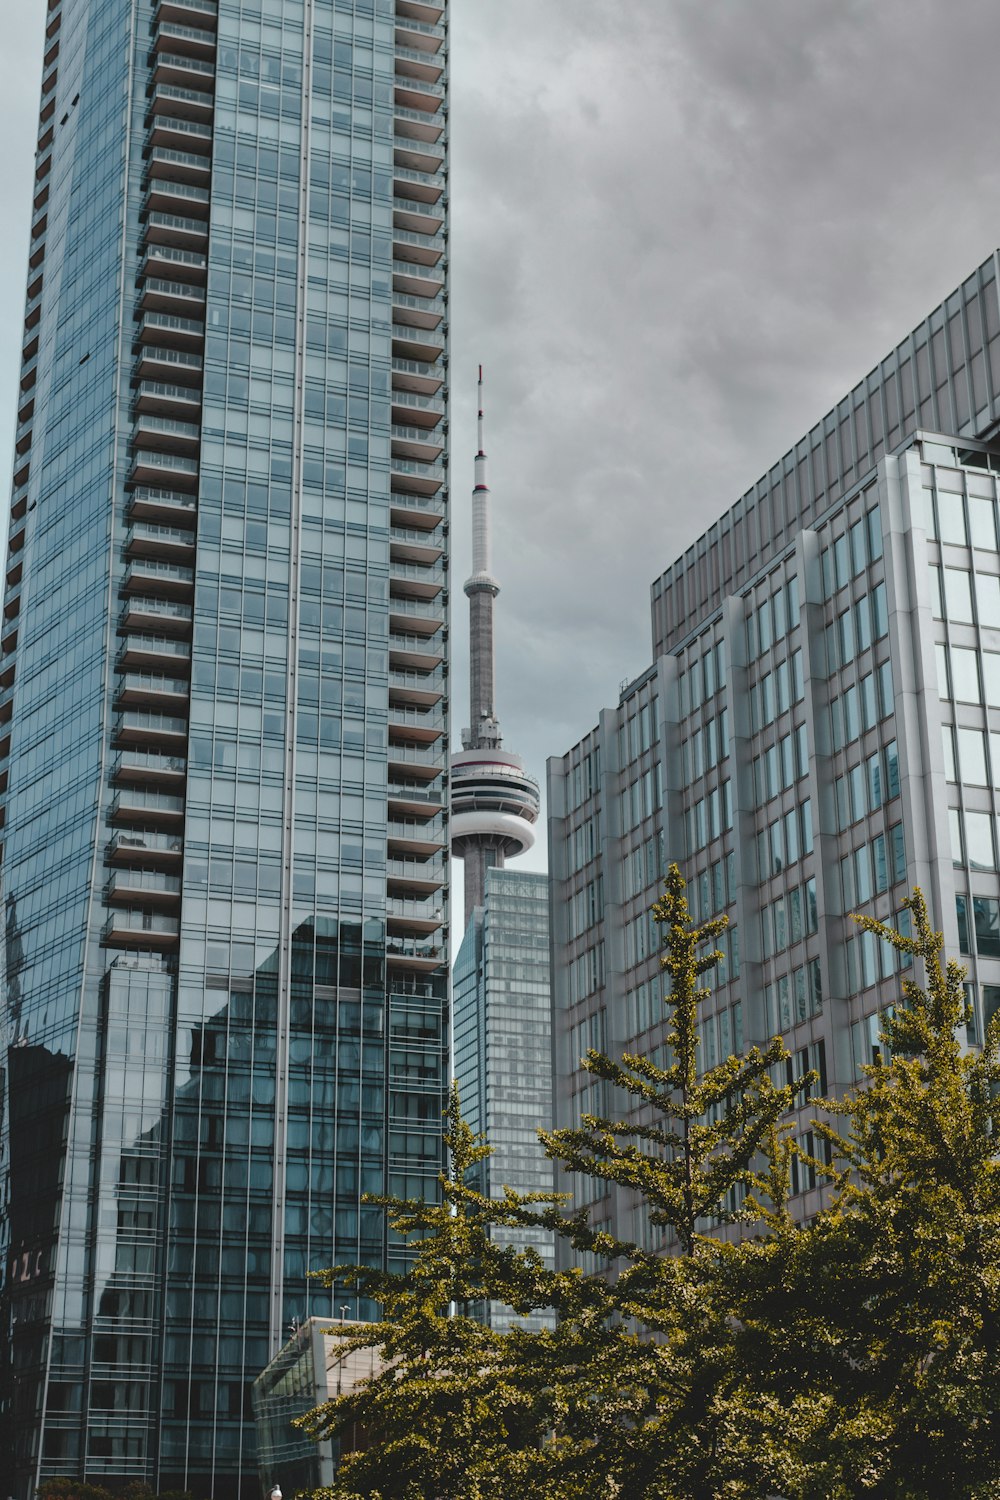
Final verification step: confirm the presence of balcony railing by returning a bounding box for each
[127,487,198,523]
[107,827,184,860]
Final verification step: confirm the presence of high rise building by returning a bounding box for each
[548,250,1000,1258]
[452,867,554,1330]
[450,369,538,921]
[0,0,449,1494]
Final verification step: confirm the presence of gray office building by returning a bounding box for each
[0,0,449,1493]
[548,249,1000,1256]
[453,867,555,1329]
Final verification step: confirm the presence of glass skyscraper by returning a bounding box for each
[0,0,448,1494]
[452,868,554,1331]
[548,251,1000,1260]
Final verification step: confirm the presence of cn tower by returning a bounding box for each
[451,369,540,918]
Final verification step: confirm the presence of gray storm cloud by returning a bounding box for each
[3,0,1000,908]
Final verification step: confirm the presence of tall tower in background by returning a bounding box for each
[0,0,449,1495]
[450,369,539,920]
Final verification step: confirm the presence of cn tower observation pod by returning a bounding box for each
[450,747,540,857]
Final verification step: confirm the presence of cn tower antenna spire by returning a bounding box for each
[463,365,500,750]
[451,366,539,919]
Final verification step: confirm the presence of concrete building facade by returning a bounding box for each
[548,250,1000,1256]
[0,0,449,1493]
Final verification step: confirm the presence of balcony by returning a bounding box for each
[388,774,445,813]
[394,104,444,145]
[395,77,446,117]
[115,671,189,713]
[133,380,202,418]
[388,668,445,709]
[146,81,215,124]
[395,14,445,52]
[112,749,186,788]
[390,389,445,428]
[105,868,182,908]
[387,822,447,864]
[125,520,197,563]
[385,856,446,895]
[393,196,444,236]
[390,457,444,499]
[153,21,217,59]
[395,43,445,81]
[392,289,445,332]
[145,145,212,191]
[389,223,440,268]
[107,827,184,865]
[119,596,192,634]
[128,450,199,490]
[151,50,216,90]
[387,701,445,744]
[142,244,207,283]
[155,0,218,26]
[122,558,194,599]
[385,935,445,972]
[391,356,444,398]
[133,345,203,383]
[388,594,444,638]
[139,277,206,318]
[390,423,444,465]
[393,136,444,175]
[110,786,185,827]
[135,311,205,351]
[143,178,211,216]
[390,530,444,571]
[397,0,445,21]
[389,557,445,601]
[392,260,444,300]
[386,895,444,936]
[102,909,180,949]
[132,415,201,459]
[144,211,209,252]
[114,710,188,751]
[389,633,444,674]
[391,325,444,364]
[392,163,445,205]
[127,486,197,524]
[146,113,213,150]
[386,495,440,537]
[116,634,191,675]
[387,739,443,780]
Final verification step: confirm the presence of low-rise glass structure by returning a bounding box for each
[453,868,554,1329]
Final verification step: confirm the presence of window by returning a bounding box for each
[885,739,900,799]
[951,647,982,703]
[942,725,957,782]
[872,581,888,639]
[956,894,970,953]
[966,811,997,872]
[970,497,997,551]
[973,897,1000,958]
[938,489,967,546]
[958,727,988,785]
[976,572,1000,629]
[944,568,974,623]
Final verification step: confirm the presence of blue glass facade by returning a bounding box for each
[0,0,449,1494]
[453,869,554,1332]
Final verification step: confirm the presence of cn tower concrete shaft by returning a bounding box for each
[450,368,540,918]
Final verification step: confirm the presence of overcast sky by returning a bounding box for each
[4,1,1000,913]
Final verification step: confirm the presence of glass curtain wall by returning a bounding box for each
[0,0,448,1495]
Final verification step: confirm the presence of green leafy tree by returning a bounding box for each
[537,863,811,1498]
[300,865,810,1499]
[726,889,1000,1498]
